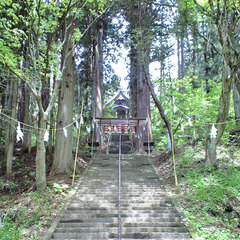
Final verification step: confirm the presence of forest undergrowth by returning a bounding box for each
[152,135,240,240]
[0,148,90,240]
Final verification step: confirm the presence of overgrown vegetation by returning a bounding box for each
[0,150,90,239]
[154,142,240,240]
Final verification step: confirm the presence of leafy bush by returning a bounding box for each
[0,217,22,240]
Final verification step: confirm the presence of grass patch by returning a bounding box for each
[0,182,75,240]
[154,144,240,240]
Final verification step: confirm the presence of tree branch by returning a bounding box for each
[143,66,176,152]
[6,64,44,116]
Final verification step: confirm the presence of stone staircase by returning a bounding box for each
[108,134,133,154]
[46,153,191,240]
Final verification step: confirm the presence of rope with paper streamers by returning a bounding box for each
[0,109,87,143]
[0,101,239,144]
[0,110,82,131]
[0,101,239,133]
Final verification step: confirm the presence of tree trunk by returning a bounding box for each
[48,107,54,154]
[22,84,32,153]
[52,25,74,173]
[180,35,185,79]
[0,79,7,143]
[22,40,32,152]
[205,62,234,168]
[177,37,181,80]
[205,1,239,168]
[137,62,152,143]
[129,43,138,118]
[5,79,18,178]
[4,80,11,155]
[144,67,176,152]
[126,0,153,152]
[36,117,47,190]
[92,20,103,143]
[233,79,240,123]
[94,20,103,119]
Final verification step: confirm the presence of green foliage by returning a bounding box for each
[0,217,22,240]
[151,75,236,150]
[175,145,240,239]
[52,183,69,194]
[0,179,18,193]
[0,182,74,239]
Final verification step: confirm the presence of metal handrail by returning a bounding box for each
[118,134,122,240]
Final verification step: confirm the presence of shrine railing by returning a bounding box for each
[95,117,146,135]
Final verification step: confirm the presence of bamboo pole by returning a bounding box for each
[170,121,178,186]
[91,119,94,157]
[147,109,150,156]
[72,100,84,186]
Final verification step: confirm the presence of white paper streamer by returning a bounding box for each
[173,104,177,114]
[188,118,192,126]
[76,120,79,129]
[210,124,217,139]
[86,127,91,133]
[16,123,24,142]
[181,124,184,132]
[63,127,68,138]
[44,130,49,142]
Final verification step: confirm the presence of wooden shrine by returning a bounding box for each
[105,89,129,118]
[92,89,153,153]
[95,89,145,135]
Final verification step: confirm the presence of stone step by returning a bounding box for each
[72,196,170,201]
[111,134,130,142]
[59,217,117,223]
[54,226,188,234]
[46,154,192,240]
[61,212,181,219]
[64,207,178,213]
[57,221,185,228]
[51,232,191,239]
[60,216,182,224]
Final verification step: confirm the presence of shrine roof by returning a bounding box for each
[105,89,129,106]
[112,105,129,110]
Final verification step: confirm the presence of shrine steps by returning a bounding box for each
[109,134,133,154]
[44,154,192,240]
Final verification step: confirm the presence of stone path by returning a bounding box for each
[46,152,192,239]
